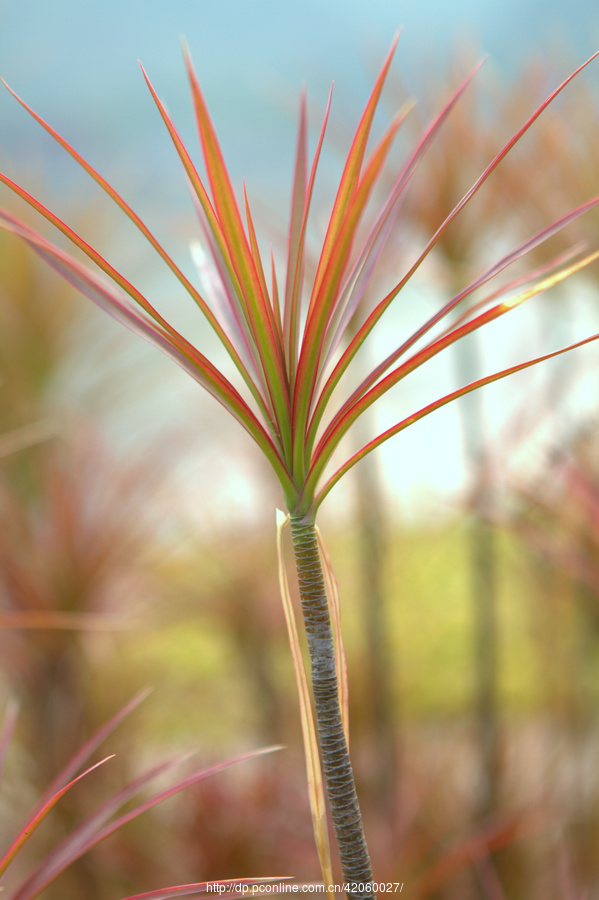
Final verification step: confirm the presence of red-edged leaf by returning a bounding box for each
[0,757,114,881]
[307,248,599,496]
[314,196,599,450]
[306,54,599,450]
[291,35,400,474]
[284,87,333,380]
[317,105,412,374]
[317,63,483,375]
[243,182,285,361]
[431,244,586,341]
[354,193,599,401]
[271,244,283,338]
[183,45,264,294]
[311,329,599,512]
[189,234,268,398]
[141,66,283,434]
[307,32,400,318]
[139,67,280,427]
[13,747,282,900]
[303,62,483,446]
[0,211,238,421]
[0,184,273,443]
[0,172,175,334]
[120,877,292,900]
[0,209,296,493]
[283,87,308,368]
[292,131,397,460]
[139,66,228,270]
[182,45,292,457]
[34,690,151,814]
[9,756,183,900]
[0,77,257,385]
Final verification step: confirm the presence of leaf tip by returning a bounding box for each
[180,34,191,58]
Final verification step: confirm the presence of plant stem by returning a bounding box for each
[289,515,375,898]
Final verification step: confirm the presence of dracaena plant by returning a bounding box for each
[1,34,599,896]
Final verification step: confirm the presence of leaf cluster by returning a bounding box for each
[1,39,598,520]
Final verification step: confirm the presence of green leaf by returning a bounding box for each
[291,34,400,476]
[182,45,293,461]
[284,86,333,385]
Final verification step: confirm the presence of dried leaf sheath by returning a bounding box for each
[276,512,334,889]
[289,515,373,897]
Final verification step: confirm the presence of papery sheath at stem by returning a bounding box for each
[289,515,375,898]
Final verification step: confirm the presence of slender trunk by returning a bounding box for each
[289,515,375,898]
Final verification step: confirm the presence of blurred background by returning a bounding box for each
[1,0,599,897]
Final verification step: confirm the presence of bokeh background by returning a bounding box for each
[2,0,599,897]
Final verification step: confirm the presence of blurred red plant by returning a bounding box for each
[0,692,285,900]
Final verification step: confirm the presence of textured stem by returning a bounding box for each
[290,515,375,899]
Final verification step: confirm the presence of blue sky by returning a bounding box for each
[1,0,597,172]
[1,0,597,207]
[2,0,597,250]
